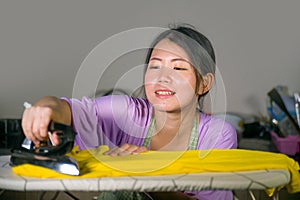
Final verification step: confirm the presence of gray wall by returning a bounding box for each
[1,0,300,118]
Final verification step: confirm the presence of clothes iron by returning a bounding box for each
[10,121,80,176]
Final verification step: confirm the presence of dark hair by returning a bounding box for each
[144,24,216,109]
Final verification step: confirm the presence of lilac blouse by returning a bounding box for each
[62,95,237,200]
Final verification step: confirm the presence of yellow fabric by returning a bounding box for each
[12,146,300,196]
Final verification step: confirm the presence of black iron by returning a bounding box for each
[10,121,80,176]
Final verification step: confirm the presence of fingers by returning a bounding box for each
[22,106,53,145]
[103,144,148,156]
[132,146,147,154]
[51,131,60,146]
[118,144,139,156]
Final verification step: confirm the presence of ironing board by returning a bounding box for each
[0,155,290,200]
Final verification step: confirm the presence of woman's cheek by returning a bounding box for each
[144,73,156,89]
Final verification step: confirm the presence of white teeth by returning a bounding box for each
[155,91,174,95]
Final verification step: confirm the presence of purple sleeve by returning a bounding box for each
[61,95,152,150]
[197,113,238,150]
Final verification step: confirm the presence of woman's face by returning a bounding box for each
[145,39,199,113]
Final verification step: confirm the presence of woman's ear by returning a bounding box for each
[197,73,214,95]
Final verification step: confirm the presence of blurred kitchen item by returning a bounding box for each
[267,88,300,135]
[0,119,24,149]
[294,92,300,127]
[270,131,300,156]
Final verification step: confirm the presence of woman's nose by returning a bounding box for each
[157,66,172,83]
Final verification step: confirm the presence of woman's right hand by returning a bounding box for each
[21,96,71,146]
[22,105,54,146]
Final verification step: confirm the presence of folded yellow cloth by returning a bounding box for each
[12,146,300,196]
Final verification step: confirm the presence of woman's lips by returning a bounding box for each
[155,89,176,97]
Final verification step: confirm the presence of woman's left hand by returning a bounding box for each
[103,143,148,156]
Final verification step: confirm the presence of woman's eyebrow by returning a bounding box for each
[171,58,193,66]
[149,57,193,67]
[150,57,190,63]
[149,57,162,61]
[171,58,189,63]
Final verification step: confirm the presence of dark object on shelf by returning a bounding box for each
[0,119,24,149]
[243,121,270,140]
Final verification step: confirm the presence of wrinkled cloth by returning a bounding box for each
[12,146,300,197]
[60,95,238,200]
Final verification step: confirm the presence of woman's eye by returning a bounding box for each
[149,65,160,69]
[173,67,187,71]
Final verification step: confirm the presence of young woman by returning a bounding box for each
[22,24,237,200]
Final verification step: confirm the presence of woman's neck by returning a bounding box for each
[150,105,198,151]
[154,108,196,133]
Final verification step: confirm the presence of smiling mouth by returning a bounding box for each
[155,90,176,95]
